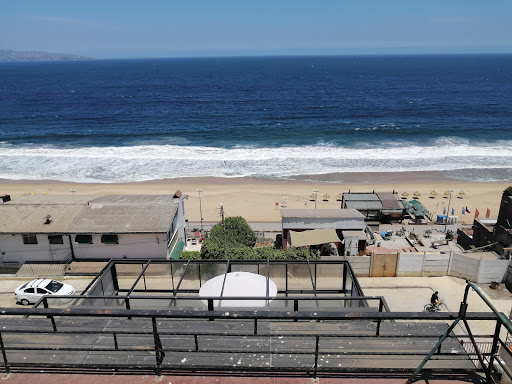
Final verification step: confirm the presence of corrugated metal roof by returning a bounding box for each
[281,209,364,219]
[0,195,179,234]
[344,201,383,210]
[0,203,86,233]
[69,199,178,233]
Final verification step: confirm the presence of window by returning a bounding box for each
[48,235,64,244]
[101,234,119,244]
[45,280,63,293]
[36,288,48,294]
[22,234,38,244]
[24,288,35,294]
[75,234,93,244]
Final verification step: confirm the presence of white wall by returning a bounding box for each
[71,233,168,260]
[0,234,71,265]
[0,232,170,265]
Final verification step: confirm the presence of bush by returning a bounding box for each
[179,251,201,260]
[504,186,512,196]
[199,241,319,260]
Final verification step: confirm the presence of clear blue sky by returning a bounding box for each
[1,0,511,58]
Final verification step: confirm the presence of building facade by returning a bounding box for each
[0,193,188,266]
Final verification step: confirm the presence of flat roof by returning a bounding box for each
[344,201,382,210]
[281,209,364,220]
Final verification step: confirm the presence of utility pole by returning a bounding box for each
[197,188,203,232]
[220,203,228,259]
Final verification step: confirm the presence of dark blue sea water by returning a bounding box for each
[1,54,511,182]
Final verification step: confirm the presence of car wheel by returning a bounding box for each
[20,299,30,306]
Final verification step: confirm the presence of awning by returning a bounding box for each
[289,229,340,247]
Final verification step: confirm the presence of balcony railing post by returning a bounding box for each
[152,316,165,376]
[487,321,502,382]
[376,300,383,336]
[0,332,9,375]
[43,298,57,332]
[113,333,119,351]
[314,335,320,378]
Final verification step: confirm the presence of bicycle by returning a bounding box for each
[424,299,445,312]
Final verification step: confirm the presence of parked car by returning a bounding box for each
[14,279,75,305]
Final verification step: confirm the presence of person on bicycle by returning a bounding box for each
[430,291,440,308]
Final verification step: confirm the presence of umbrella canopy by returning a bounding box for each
[322,193,330,201]
[401,192,409,199]
[444,190,452,196]
[336,193,343,201]
[413,191,421,197]
[458,191,466,198]
[430,190,437,198]
[309,193,316,201]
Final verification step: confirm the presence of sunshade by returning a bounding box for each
[289,228,340,247]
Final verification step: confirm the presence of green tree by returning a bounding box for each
[208,216,257,247]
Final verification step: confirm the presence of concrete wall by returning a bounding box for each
[346,256,371,277]
[449,253,479,281]
[72,233,168,260]
[0,232,169,265]
[477,259,509,284]
[396,253,424,277]
[423,253,450,276]
[0,233,72,265]
[396,251,509,283]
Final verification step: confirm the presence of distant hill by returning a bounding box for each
[0,49,91,62]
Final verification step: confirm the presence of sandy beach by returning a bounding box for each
[1,172,510,225]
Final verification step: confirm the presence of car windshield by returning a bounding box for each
[45,280,63,293]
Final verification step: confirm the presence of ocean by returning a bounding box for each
[1,54,511,183]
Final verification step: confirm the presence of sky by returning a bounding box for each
[1,0,511,59]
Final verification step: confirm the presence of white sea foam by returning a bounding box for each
[0,141,511,183]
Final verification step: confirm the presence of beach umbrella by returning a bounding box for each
[458,191,466,199]
[322,193,330,201]
[401,192,409,199]
[429,190,437,198]
[336,193,343,201]
[413,191,421,199]
[309,193,316,201]
[444,190,452,198]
